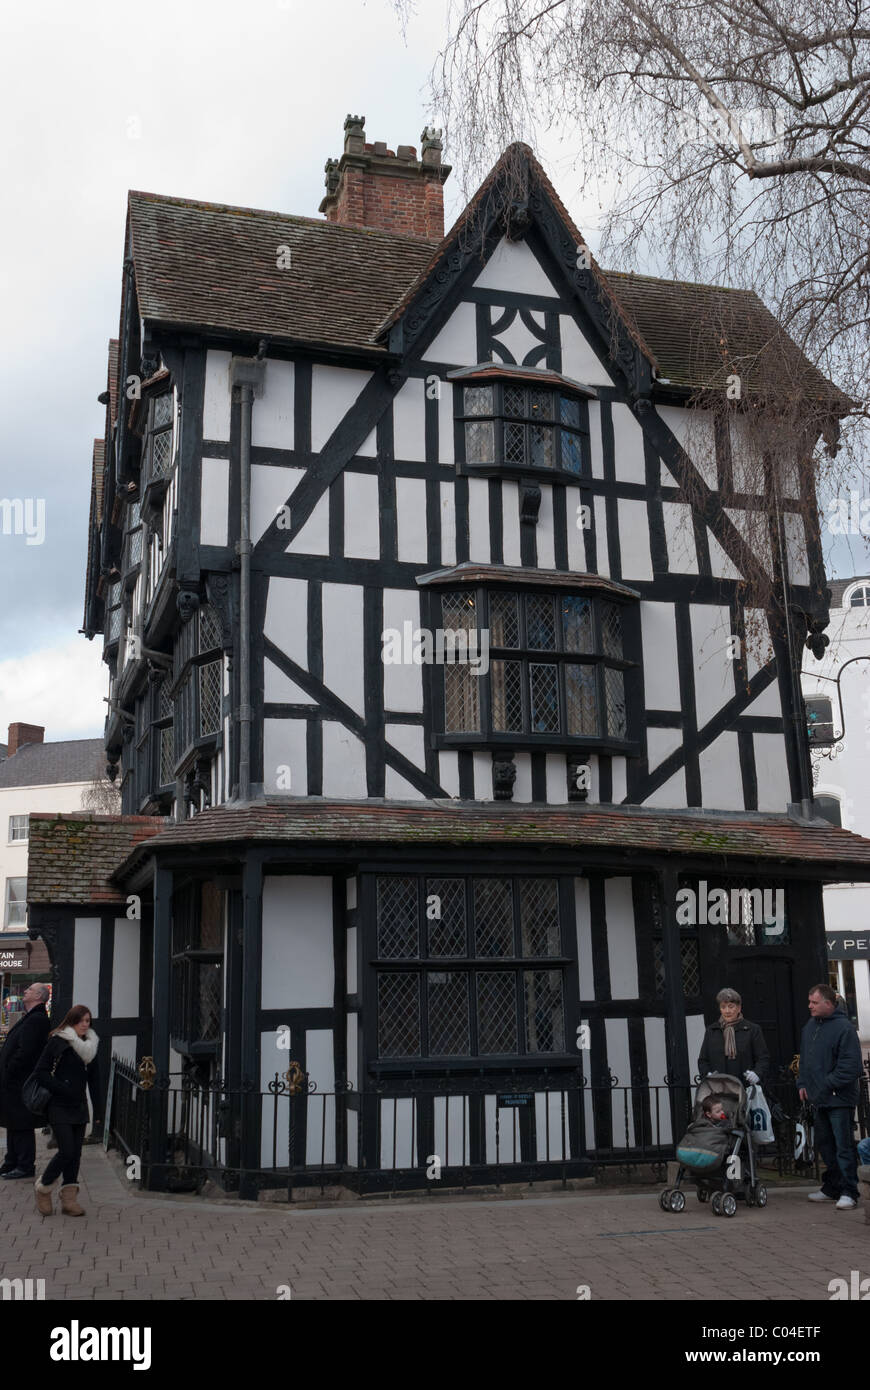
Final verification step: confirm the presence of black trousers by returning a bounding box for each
[4,1128,36,1172]
[40,1122,85,1187]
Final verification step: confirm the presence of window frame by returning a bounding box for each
[455,379,592,482]
[368,872,577,1074]
[3,877,27,929]
[427,583,639,753]
[172,603,224,774]
[8,815,28,844]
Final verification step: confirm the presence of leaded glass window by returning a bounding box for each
[439,588,633,743]
[459,382,589,476]
[375,874,568,1060]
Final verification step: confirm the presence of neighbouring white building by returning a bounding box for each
[802,576,870,1047]
[0,723,111,1025]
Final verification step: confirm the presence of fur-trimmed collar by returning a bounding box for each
[56,1026,99,1064]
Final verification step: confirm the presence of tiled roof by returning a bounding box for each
[26,813,165,905]
[604,271,849,404]
[127,191,434,354]
[0,743,7,761]
[0,739,106,790]
[115,799,870,878]
[123,148,844,403]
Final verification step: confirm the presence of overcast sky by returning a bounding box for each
[0,0,865,744]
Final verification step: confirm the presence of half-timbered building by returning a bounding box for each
[27,118,870,1193]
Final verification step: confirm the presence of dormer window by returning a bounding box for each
[458,380,589,478]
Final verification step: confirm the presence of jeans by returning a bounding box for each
[858,1136,870,1167]
[40,1122,85,1187]
[815,1106,859,1199]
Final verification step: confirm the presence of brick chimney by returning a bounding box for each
[319,115,450,241]
[8,723,45,757]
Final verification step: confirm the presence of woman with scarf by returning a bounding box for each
[32,1004,98,1217]
[698,988,770,1088]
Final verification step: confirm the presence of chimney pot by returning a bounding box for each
[320,118,450,240]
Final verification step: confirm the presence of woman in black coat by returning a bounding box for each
[698,988,770,1088]
[0,983,51,1176]
[32,1004,98,1217]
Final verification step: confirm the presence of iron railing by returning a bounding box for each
[106,1058,870,1198]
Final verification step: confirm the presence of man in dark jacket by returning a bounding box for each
[798,983,863,1210]
[0,982,51,1177]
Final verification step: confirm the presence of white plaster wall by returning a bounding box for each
[263,718,308,794]
[707,529,741,581]
[203,350,232,441]
[285,491,330,556]
[472,238,555,296]
[643,768,688,808]
[783,512,810,585]
[346,924,357,994]
[111,1035,137,1065]
[574,877,594,1000]
[493,312,545,367]
[423,302,478,366]
[264,577,308,670]
[565,484,586,572]
[662,503,698,575]
[686,1014,707,1081]
[467,478,491,562]
[72,918,101,1008]
[485,1094,520,1164]
[604,1017,635,1144]
[536,485,556,569]
[690,604,734,726]
[396,478,429,562]
[311,366,374,453]
[618,499,653,581]
[593,496,610,575]
[440,482,456,564]
[434,1095,471,1166]
[253,359,294,449]
[305,1029,336,1164]
[612,404,646,484]
[658,406,717,489]
[251,464,303,545]
[545,754,570,804]
[643,1017,671,1140]
[393,378,427,462]
[561,315,614,387]
[322,583,364,715]
[111,918,140,1018]
[726,508,771,575]
[264,660,315,704]
[588,402,604,478]
[322,723,367,798]
[382,589,424,713]
[438,388,454,467]
[502,481,522,566]
[699,732,744,811]
[343,473,380,559]
[605,878,639,998]
[640,602,681,708]
[753,733,792,811]
[647,727,682,772]
[261,876,333,1010]
[535,1090,570,1160]
[380,1097,416,1167]
[200,458,229,546]
[438,750,460,797]
[472,752,493,800]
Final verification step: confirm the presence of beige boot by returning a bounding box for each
[59,1183,84,1216]
[34,1178,57,1216]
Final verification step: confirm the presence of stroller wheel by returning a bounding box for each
[697,1187,709,1202]
[669,1190,686,1213]
[659,1189,671,1210]
[711,1191,723,1215]
[721,1192,738,1217]
[755,1184,768,1208]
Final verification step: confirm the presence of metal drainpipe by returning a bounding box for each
[229,354,266,802]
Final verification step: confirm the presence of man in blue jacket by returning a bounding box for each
[797,983,863,1210]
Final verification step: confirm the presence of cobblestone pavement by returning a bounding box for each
[0,1138,865,1300]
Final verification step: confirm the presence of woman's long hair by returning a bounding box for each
[50,1004,92,1037]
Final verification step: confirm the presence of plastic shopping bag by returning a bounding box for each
[747,1083,775,1145]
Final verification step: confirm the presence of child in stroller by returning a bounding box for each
[659,1073,768,1218]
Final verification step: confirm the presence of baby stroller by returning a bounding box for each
[659,1073,768,1218]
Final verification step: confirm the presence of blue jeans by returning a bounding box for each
[815,1107,858,1200]
[858,1136,870,1167]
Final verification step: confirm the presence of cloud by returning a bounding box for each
[0,636,107,740]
